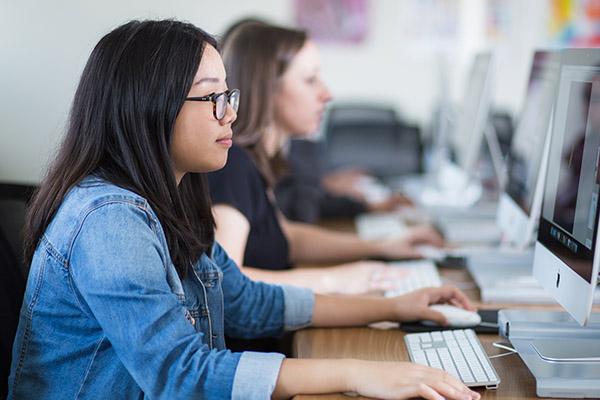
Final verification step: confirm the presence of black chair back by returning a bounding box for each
[323,104,423,178]
[0,183,35,398]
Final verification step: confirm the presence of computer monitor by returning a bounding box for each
[497,51,560,249]
[533,48,600,326]
[410,53,493,208]
[451,52,494,176]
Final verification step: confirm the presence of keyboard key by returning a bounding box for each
[442,330,455,340]
[425,349,443,369]
[451,348,475,383]
[419,333,432,342]
[438,348,460,378]
[412,350,428,366]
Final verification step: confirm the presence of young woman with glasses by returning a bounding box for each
[8,20,479,400]
[208,22,445,294]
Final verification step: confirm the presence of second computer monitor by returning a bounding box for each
[451,53,494,176]
[533,48,600,326]
[497,51,560,248]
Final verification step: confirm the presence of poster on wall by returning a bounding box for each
[294,0,369,44]
[486,0,513,40]
[396,0,460,49]
[550,0,600,45]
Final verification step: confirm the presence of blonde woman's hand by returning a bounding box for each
[349,360,480,400]
[367,193,414,212]
[403,224,445,247]
[374,224,445,260]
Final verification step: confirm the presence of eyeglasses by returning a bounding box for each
[185,89,240,120]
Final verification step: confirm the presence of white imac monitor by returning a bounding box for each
[418,53,493,208]
[451,52,494,177]
[533,48,600,326]
[497,51,560,249]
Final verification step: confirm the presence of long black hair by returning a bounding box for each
[24,20,217,277]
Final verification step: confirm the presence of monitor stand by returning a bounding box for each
[498,309,600,398]
[414,161,483,210]
[531,337,600,362]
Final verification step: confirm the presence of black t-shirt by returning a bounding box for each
[208,145,291,270]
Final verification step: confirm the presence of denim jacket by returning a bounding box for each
[8,176,314,399]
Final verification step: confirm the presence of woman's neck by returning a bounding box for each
[262,124,288,157]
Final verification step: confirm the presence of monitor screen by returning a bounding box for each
[451,53,493,173]
[539,53,600,284]
[505,51,559,216]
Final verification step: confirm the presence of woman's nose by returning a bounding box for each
[321,83,333,103]
[220,103,237,126]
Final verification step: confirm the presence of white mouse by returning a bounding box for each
[422,304,481,328]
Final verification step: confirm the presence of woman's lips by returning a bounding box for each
[216,137,233,147]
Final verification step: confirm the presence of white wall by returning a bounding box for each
[319,0,552,127]
[1,0,552,184]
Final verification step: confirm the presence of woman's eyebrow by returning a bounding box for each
[193,77,220,85]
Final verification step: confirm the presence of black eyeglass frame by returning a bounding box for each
[185,89,240,120]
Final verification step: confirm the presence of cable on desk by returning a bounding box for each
[488,341,518,359]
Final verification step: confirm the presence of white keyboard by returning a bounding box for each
[384,260,442,297]
[438,219,502,245]
[405,329,500,388]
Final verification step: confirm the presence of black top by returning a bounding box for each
[208,145,291,270]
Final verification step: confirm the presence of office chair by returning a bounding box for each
[0,227,24,398]
[323,103,423,178]
[0,183,35,274]
[0,183,35,397]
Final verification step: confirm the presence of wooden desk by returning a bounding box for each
[292,267,578,400]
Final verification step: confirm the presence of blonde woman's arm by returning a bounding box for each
[213,204,394,294]
[280,217,443,264]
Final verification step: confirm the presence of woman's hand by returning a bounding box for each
[368,193,414,212]
[321,168,371,200]
[349,360,480,400]
[273,358,479,400]
[403,224,445,247]
[390,286,476,325]
[374,224,446,260]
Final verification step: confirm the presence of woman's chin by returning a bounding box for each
[289,128,318,139]
[194,156,229,174]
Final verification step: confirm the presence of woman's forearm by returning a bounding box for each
[284,221,380,264]
[272,358,355,399]
[244,267,400,323]
[243,266,338,293]
[312,294,395,327]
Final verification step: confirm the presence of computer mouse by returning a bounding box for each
[415,245,467,269]
[422,304,481,328]
[435,254,468,269]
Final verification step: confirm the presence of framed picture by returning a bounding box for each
[294,0,369,44]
